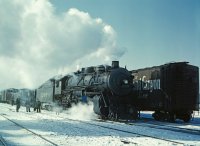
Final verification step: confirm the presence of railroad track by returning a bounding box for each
[0,110,141,145]
[0,105,197,145]
[133,120,200,136]
[12,109,185,146]
[0,114,58,146]
[137,117,200,134]
[54,116,186,145]
[140,116,200,126]
[94,117,200,136]
[0,136,7,146]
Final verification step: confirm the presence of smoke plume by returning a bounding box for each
[65,102,98,121]
[0,0,126,89]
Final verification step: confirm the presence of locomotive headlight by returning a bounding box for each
[123,79,129,84]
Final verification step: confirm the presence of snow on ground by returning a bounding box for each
[0,103,200,146]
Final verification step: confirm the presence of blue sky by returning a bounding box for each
[50,0,200,69]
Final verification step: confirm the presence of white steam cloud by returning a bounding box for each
[65,102,98,121]
[0,0,126,89]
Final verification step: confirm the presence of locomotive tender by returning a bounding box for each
[35,75,70,110]
[35,61,199,122]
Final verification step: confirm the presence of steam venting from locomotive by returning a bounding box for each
[61,61,135,120]
[65,102,98,121]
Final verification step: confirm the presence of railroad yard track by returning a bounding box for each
[0,114,58,146]
[4,104,200,134]
[133,119,200,136]
[140,116,200,127]
[0,136,7,146]
[94,116,200,135]
[93,118,200,137]
[21,111,186,145]
[56,116,186,145]
[1,105,199,145]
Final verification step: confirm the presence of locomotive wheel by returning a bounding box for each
[168,113,176,122]
[108,110,118,121]
[152,112,160,121]
[108,112,114,120]
[154,115,160,121]
[99,106,109,117]
[182,114,191,122]
[128,107,139,120]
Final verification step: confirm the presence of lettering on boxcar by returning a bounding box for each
[134,76,160,91]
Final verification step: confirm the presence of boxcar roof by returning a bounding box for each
[131,61,189,72]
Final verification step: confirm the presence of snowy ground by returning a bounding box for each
[0,103,200,146]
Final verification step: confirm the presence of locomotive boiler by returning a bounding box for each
[63,61,136,119]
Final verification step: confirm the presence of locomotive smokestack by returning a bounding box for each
[112,61,119,68]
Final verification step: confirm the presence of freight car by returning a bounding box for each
[0,88,18,104]
[0,88,35,106]
[132,62,199,122]
[19,88,36,106]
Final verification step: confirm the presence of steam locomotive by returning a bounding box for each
[36,61,199,122]
[36,61,135,119]
[65,61,135,119]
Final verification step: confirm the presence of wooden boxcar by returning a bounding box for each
[132,62,199,122]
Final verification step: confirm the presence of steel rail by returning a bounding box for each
[0,114,58,146]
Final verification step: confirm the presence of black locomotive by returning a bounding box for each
[132,62,199,122]
[36,61,135,119]
[64,61,135,119]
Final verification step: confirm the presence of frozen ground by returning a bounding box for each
[0,103,200,146]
